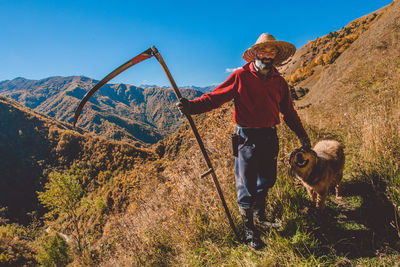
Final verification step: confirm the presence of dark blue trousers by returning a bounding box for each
[234,125,279,208]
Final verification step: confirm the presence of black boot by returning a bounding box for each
[238,206,265,250]
[254,198,281,228]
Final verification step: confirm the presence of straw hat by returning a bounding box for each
[242,33,296,66]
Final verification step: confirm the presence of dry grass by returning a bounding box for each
[81,93,400,266]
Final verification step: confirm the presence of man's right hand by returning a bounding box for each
[176,98,191,115]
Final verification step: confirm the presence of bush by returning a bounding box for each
[38,233,72,267]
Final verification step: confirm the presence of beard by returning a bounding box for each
[254,56,274,71]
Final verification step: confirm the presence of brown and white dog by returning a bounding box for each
[289,140,345,210]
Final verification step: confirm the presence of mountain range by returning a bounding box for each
[0,76,204,145]
[139,84,217,92]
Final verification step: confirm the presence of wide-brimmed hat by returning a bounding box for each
[242,33,296,66]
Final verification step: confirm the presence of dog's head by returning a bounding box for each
[289,147,317,178]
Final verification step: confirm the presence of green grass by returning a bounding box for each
[171,124,400,266]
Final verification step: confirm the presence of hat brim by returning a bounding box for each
[242,40,296,66]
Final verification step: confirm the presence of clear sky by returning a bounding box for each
[0,0,393,87]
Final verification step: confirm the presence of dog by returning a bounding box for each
[289,140,345,210]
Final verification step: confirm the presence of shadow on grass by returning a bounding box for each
[280,177,400,259]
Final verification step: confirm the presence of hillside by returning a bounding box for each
[0,95,155,223]
[279,4,391,86]
[295,1,399,117]
[280,0,400,172]
[0,76,204,144]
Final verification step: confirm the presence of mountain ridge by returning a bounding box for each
[0,76,204,144]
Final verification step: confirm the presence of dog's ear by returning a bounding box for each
[289,151,295,162]
[287,153,292,164]
[301,146,316,155]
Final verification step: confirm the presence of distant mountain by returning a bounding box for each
[0,95,154,222]
[180,85,217,93]
[140,84,217,93]
[0,76,204,144]
[138,84,163,89]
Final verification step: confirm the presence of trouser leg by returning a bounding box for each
[235,127,279,228]
[235,146,258,208]
[254,153,277,222]
[256,130,279,196]
[235,127,279,207]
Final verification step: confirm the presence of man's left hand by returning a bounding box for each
[299,135,311,150]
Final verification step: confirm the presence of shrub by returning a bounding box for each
[37,233,72,267]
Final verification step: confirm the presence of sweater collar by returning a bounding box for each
[244,62,281,77]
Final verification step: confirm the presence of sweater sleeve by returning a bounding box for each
[190,72,239,114]
[279,78,308,138]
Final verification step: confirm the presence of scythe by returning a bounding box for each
[73,46,239,240]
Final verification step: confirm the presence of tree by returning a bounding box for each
[37,172,85,254]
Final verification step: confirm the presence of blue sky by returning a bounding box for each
[0,0,392,87]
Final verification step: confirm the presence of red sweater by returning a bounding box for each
[190,62,307,138]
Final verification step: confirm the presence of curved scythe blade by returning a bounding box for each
[73,47,154,127]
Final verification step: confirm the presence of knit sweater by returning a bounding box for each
[190,62,307,138]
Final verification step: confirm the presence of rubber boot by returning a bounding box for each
[254,198,281,228]
[238,206,265,250]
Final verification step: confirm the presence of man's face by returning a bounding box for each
[254,46,278,70]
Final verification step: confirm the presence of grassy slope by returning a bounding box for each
[95,107,399,266]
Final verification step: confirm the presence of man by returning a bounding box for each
[177,33,310,250]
